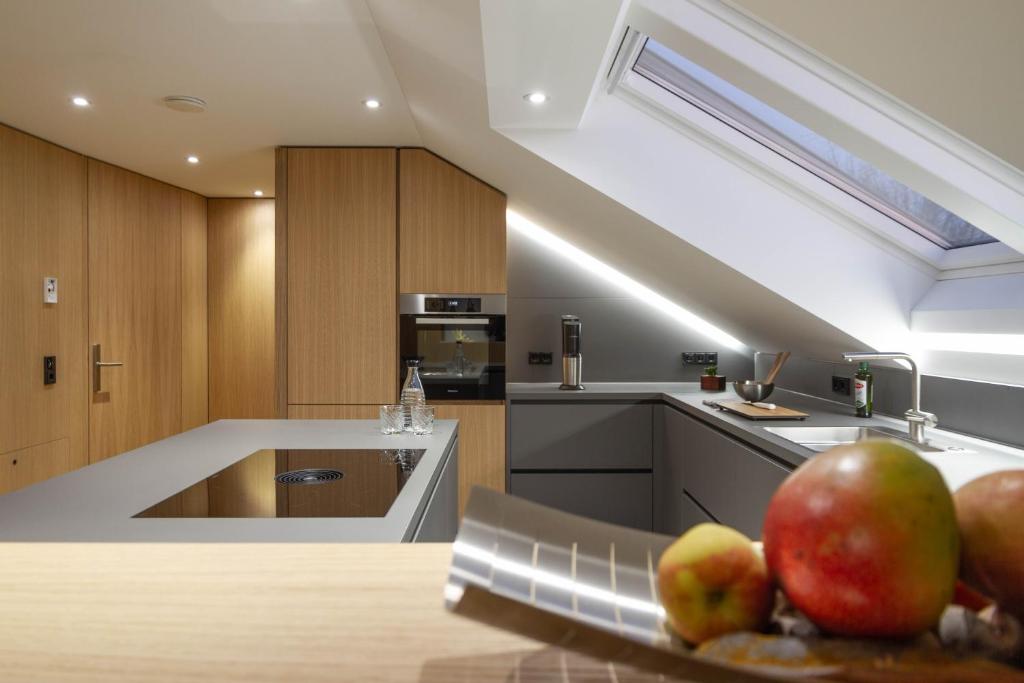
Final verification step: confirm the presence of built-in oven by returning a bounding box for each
[399,294,506,401]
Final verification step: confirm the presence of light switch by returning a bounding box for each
[43,277,58,304]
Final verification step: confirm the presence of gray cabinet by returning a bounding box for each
[654,406,688,535]
[413,444,458,542]
[672,409,791,539]
[509,402,654,531]
[510,403,652,470]
[510,472,652,530]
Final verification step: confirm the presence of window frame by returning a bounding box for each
[610,31,1024,276]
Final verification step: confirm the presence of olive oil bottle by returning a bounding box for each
[854,361,873,417]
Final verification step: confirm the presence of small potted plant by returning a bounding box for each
[700,365,726,391]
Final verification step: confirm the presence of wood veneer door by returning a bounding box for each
[286,148,397,405]
[432,403,506,516]
[399,149,506,294]
[88,160,182,461]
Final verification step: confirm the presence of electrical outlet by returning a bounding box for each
[43,356,56,385]
[683,351,718,365]
[706,352,718,365]
[528,351,553,365]
[832,376,850,396]
[682,352,695,364]
[694,352,707,364]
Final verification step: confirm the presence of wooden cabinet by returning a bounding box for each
[399,149,506,294]
[431,403,506,516]
[208,198,276,419]
[284,148,398,405]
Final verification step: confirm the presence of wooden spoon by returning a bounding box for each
[763,351,791,385]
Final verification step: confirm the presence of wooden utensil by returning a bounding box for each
[763,351,791,385]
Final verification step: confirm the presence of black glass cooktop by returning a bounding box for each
[135,449,425,519]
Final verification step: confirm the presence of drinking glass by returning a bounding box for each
[410,405,435,435]
[379,405,404,435]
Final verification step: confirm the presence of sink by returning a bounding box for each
[763,425,954,453]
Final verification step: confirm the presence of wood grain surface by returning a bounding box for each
[286,148,398,405]
[399,148,507,294]
[208,198,276,419]
[0,543,542,682]
[431,402,506,516]
[180,190,208,430]
[88,160,183,461]
[0,124,88,487]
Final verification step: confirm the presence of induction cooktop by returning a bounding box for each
[134,449,425,519]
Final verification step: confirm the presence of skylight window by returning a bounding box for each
[633,38,997,250]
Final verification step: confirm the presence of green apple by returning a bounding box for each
[657,523,774,644]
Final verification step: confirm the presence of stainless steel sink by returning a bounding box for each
[763,425,955,453]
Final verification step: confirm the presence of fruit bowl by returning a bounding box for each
[445,488,1024,682]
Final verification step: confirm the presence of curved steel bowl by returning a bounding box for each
[733,380,774,402]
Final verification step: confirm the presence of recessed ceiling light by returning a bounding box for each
[364,98,381,109]
[186,155,199,164]
[71,96,90,107]
[162,95,207,113]
[524,92,548,105]
[253,190,264,197]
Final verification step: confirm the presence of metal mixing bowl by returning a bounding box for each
[733,380,775,402]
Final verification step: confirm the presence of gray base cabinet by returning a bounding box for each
[510,472,653,530]
[412,444,458,542]
[509,402,654,531]
[657,407,792,539]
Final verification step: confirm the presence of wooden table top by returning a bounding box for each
[0,542,560,682]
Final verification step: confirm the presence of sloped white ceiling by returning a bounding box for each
[367,0,866,359]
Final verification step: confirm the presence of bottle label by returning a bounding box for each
[854,379,867,409]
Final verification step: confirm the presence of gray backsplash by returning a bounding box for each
[755,353,1024,449]
[508,228,754,383]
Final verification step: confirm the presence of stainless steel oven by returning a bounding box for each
[399,294,506,401]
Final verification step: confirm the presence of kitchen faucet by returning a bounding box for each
[842,352,937,444]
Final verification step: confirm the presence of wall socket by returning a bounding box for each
[832,376,850,396]
[528,351,553,365]
[682,351,718,365]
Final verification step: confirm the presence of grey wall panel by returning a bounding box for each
[510,472,653,531]
[756,352,1024,448]
[508,227,754,383]
[510,403,652,470]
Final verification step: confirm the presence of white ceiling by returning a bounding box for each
[0,0,420,197]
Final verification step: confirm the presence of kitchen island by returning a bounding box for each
[0,419,458,542]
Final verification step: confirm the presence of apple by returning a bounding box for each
[657,523,774,644]
[955,470,1024,621]
[762,439,959,638]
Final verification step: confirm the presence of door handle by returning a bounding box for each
[92,343,123,393]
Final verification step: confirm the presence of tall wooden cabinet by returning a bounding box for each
[398,149,506,294]
[277,146,507,514]
[282,148,398,407]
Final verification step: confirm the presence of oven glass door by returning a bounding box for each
[400,314,506,400]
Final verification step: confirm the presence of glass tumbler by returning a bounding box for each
[410,405,435,435]
[379,404,404,435]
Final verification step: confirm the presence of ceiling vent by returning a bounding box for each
[162,95,207,113]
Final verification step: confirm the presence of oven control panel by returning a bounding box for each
[423,297,481,313]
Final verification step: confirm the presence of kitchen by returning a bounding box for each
[2,0,1024,680]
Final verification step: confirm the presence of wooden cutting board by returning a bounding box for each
[713,400,809,420]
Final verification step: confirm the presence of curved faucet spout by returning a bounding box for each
[842,352,936,444]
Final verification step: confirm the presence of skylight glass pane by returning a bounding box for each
[633,39,997,250]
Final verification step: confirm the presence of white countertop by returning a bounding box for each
[0,419,458,542]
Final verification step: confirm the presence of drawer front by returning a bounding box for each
[683,416,791,539]
[679,491,716,531]
[510,403,652,470]
[510,472,652,531]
